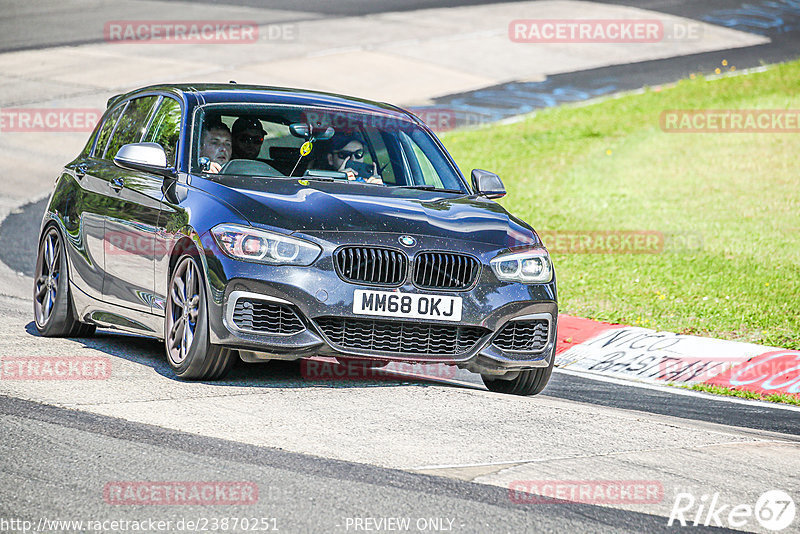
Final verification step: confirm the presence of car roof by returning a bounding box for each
[111,83,418,120]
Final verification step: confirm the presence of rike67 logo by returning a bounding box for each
[669,489,796,531]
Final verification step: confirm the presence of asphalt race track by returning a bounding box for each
[0,395,731,534]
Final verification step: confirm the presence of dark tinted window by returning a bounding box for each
[190,105,466,191]
[143,97,182,166]
[103,96,158,160]
[93,104,125,158]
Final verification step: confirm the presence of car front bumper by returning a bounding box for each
[202,231,558,376]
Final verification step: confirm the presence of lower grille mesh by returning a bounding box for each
[232,298,305,334]
[315,316,486,356]
[492,319,549,352]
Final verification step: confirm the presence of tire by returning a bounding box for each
[33,225,96,338]
[165,253,235,380]
[481,355,554,396]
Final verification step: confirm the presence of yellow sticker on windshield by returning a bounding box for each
[300,141,313,157]
[298,179,310,186]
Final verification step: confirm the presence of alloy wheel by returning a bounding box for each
[34,228,62,327]
[166,257,201,366]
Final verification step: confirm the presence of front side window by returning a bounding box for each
[93,104,125,158]
[103,95,158,161]
[191,104,466,192]
[143,97,182,167]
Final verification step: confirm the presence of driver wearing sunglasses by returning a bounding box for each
[326,135,383,185]
[231,117,266,160]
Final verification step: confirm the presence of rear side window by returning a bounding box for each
[143,97,182,167]
[93,104,125,158]
[103,96,158,160]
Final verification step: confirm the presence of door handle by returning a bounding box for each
[109,177,125,192]
[75,163,88,178]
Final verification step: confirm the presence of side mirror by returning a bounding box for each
[114,143,173,176]
[471,169,506,199]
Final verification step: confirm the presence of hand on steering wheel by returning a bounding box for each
[336,156,357,181]
[337,157,383,185]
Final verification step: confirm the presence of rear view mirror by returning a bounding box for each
[471,169,506,199]
[314,126,335,141]
[289,123,311,139]
[114,143,173,176]
[289,123,335,141]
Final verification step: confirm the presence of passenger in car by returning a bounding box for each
[323,135,383,185]
[199,119,232,174]
[231,117,266,161]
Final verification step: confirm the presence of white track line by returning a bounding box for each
[411,439,792,471]
[553,367,800,412]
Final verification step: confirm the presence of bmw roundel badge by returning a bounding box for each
[399,235,416,247]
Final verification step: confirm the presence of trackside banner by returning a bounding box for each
[555,316,800,395]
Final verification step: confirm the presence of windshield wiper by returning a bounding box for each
[394,185,463,193]
[205,172,285,179]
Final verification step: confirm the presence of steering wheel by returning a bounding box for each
[219,159,280,176]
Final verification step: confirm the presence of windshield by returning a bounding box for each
[191,104,468,192]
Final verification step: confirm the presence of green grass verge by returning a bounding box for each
[679,383,800,405]
[442,61,800,349]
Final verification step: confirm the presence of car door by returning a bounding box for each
[140,96,183,315]
[61,102,127,302]
[99,94,163,314]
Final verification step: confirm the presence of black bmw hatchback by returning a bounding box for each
[34,84,558,395]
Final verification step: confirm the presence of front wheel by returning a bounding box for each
[165,254,235,380]
[481,356,554,396]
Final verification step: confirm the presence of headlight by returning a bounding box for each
[490,248,553,283]
[210,224,321,266]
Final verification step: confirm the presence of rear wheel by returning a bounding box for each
[165,254,234,380]
[33,225,96,337]
[481,356,554,396]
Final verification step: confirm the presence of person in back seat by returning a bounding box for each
[231,117,266,161]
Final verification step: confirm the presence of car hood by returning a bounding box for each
[195,176,541,247]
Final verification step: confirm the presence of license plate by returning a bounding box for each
[353,290,462,322]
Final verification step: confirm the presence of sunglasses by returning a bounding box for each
[335,149,364,160]
[237,134,264,144]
